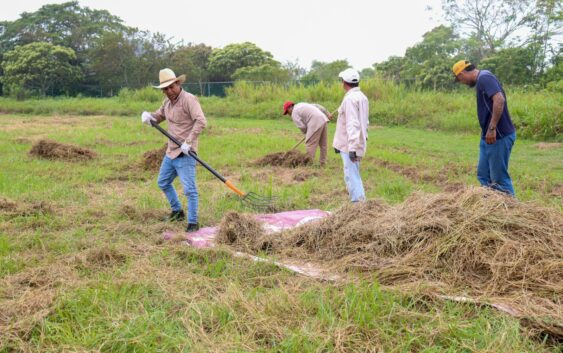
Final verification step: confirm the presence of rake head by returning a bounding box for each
[240,192,278,212]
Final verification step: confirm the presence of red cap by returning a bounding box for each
[283,101,294,115]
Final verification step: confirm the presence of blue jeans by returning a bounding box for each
[157,154,198,223]
[477,132,516,196]
[340,152,366,202]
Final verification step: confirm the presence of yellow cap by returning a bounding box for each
[452,60,472,76]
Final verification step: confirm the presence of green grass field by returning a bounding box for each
[1,113,562,352]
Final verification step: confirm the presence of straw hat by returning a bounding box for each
[153,68,186,88]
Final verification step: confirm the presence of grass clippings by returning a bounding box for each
[0,198,52,218]
[254,150,311,168]
[534,142,562,150]
[225,187,563,338]
[216,212,275,252]
[29,139,96,161]
[0,265,78,345]
[142,144,167,171]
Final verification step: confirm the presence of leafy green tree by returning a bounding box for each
[527,0,563,76]
[170,43,213,83]
[301,59,350,83]
[541,54,562,86]
[128,31,175,88]
[0,1,125,57]
[360,67,375,79]
[442,0,537,60]
[282,60,307,81]
[480,47,537,85]
[1,42,82,97]
[207,42,276,81]
[374,56,406,82]
[88,31,137,93]
[375,26,462,89]
[232,63,291,82]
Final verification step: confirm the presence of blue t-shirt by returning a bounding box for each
[475,70,515,139]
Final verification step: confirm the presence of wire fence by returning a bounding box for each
[68,80,312,98]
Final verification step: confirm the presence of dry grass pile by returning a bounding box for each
[0,265,78,345]
[0,197,52,218]
[254,150,311,168]
[119,204,162,221]
[29,139,96,161]
[83,247,128,268]
[258,187,562,335]
[535,142,562,150]
[142,144,167,171]
[216,212,275,252]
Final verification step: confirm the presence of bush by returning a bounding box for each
[118,86,162,103]
[0,80,560,141]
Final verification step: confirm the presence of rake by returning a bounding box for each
[150,121,276,211]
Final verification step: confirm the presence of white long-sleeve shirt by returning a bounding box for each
[332,87,369,156]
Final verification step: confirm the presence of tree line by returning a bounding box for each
[0,0,560,98]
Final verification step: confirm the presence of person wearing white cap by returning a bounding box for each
[140,68,207,232]
[333,68,369,202]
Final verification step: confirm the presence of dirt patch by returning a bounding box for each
[0,264,78,343]
[83,247,127,268]
[251,167,319,185]
[12,137,32,144]
[119,204,162,222]
[0,198,52,218]
[372,158,472,189]
[254,150,311,168]
[0,198,18,212]
[293,170,320,182]
[550,183,563,198]
[29,139,96,161]
[535,142,562,150]
[142,144,167,171]
[216,212,274,252]
[228,187,563,336]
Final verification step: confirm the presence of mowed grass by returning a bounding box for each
[0,114,562,352]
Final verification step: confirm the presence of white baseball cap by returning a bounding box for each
[338,68,360,83]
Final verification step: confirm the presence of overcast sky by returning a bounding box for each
[3,0,444,70]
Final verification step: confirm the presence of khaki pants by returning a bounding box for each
[305,123,328,166]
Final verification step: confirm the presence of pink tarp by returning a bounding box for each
[162,209,556,330]
[162,209,330,249]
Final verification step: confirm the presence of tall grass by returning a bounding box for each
[0,79,560,140]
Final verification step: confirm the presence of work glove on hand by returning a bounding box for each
[141,111,155,126]
[181,141,192,154]
[349,151,360,163]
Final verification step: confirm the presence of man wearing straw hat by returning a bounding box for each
[141,68,207,232]
[282,101,332,166]
[333,68,369,202]
[452,60,516,196]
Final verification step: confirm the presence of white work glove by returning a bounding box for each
[181,141,191,154]
[141,111,155,126]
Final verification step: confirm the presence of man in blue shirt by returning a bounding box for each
[453,60,517,196]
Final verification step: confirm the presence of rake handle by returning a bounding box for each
[291,137,306,150]
[150,121,244,195]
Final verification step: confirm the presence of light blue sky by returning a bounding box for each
[3,0,444,70]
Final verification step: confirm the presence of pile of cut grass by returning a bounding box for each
[216,212,274,252]
[254,150,311,168]
[141,144,167,171]
[217,187,563,338]
[29,139,96,161]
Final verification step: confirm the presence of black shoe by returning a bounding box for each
[186,223,199,233]
[163,210,185,222]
